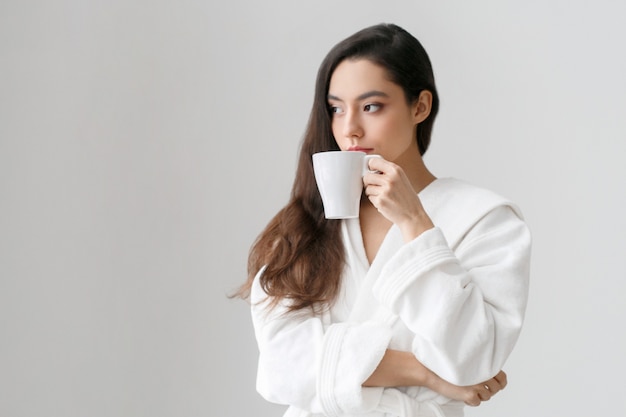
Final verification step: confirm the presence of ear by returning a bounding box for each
[412,90,433,124]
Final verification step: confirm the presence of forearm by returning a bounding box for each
[363,349,507,406]
[363,349,431,387]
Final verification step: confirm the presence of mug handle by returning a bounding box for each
[363,154,382,175]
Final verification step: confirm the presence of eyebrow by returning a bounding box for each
[327,90,390,102]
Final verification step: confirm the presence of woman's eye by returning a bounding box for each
[364,103,382,112]
[329,105,343,114]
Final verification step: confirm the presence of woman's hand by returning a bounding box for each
[363,157,434,241]
[427,370,508,407]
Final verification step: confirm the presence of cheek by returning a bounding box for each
[387,116,416,139]
[331,119,342,142]
[376,118,405,139]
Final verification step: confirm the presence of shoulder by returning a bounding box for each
[419,178,526,247]
[420,177,522,217]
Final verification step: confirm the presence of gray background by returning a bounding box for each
[1,1,625,416]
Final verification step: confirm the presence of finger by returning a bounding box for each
[480,371,506,394]
[483,381,500,395]
[366,156,389,172]
[477,385,492,402]
[363,183,381,197]
[493,370,508,389]
[362,172,385,187]
[362,170,380,187]
[485,375,504,394]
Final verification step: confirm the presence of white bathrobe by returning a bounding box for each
[251,178,531,417]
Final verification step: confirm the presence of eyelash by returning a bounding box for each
[328,103,383,114]
[364,103,382,112]
[329,106,342,114]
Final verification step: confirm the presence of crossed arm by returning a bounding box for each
[364,349,507,406]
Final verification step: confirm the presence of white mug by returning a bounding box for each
[312,151,381,219]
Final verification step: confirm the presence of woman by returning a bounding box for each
[236,23,531,417]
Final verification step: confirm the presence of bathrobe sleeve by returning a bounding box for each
[250,268,392,417]
[372,205,531,386]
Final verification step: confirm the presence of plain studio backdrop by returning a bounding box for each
[1,1,625,416]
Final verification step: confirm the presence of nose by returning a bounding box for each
[343,109,363,139]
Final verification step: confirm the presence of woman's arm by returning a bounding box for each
[364,349,507,406]
[251,269,392,416]
[363,349,424,387]
[363,159,530,386]
[373,206,530,385]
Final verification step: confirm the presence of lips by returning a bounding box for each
[347,146,374,153]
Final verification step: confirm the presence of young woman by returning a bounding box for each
[236,23,531,417]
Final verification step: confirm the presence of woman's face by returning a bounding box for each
[327,59,423,163]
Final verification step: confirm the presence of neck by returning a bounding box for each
[394,146,436,194]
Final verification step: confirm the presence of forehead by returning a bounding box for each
[328,59,400,98]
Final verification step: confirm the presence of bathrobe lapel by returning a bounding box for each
[346,219,404,324]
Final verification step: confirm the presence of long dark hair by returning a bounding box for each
[236,23,439,312]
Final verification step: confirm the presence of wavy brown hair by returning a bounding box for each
[235,23,439,312]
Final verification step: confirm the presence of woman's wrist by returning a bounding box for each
[398,211,434,243]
